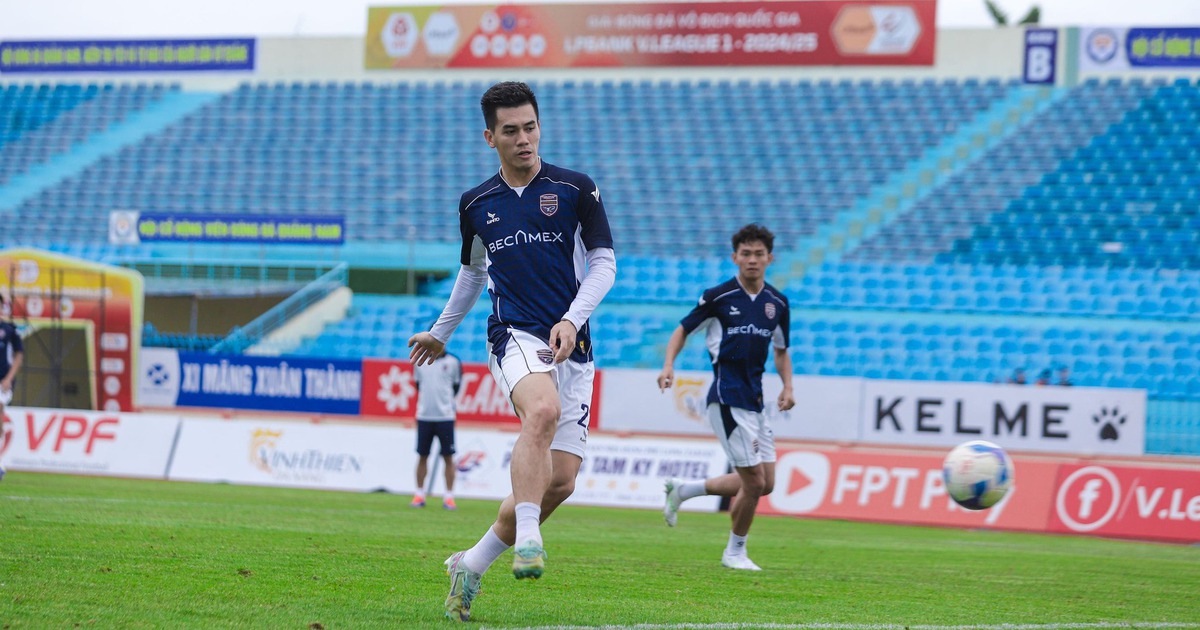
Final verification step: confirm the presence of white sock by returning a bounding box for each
[413,491,426,501]
[443,493,454,502]
[678,480,707,502]
[725,532,748,556]
[463,526,511,574]
[514,502,542,547]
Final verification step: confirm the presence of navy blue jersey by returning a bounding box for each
[680,278,790,412]
[459,161,614,363]
[0,321,23,381]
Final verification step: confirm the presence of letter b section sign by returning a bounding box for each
[1024,28,1057,84]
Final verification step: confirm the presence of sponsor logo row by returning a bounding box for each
[140,355,1145,458]
[604,368,1147,456]
[761,446,1200,543]
[3,407,1196,544]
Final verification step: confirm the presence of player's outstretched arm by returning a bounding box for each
[408,332,446,367]
[656,325,688,391]
[773,346,795,411]
[411,262,487,366]
[560,248,616,333]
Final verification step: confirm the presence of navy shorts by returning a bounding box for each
[416,420,456,457]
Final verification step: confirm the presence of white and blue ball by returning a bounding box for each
[942,440,1014,510]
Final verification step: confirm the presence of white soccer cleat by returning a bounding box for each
[663,478,682,527]
[721,552,762,571]
[512,541,546,580]
[444,551,482,621]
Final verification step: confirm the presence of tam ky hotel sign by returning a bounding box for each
[365,0,935,68]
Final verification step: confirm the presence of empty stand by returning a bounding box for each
[1,83,179,185]
[5,77,1197,456]
[2,78,1012,253]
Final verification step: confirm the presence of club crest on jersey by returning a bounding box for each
[539,193,558,217]
[764,303,776,319]
[536,349,555,365]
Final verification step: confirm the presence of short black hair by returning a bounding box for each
[480,81,539,131]
[731,223,775,253]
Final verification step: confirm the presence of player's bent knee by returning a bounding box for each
[518,401,561,440]
[524,399,561,425]
[553,475,576,496]
[544,477,575,507]
[737,470,767,496]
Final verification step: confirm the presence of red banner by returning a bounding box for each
[362,359,516,424]
[365,1,936,69]
[1047,464,1200,544]
[758,445,1200,544]
[760,446,1057,532]
[360,358,603,429]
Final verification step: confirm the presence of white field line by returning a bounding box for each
[489,619,1200,624]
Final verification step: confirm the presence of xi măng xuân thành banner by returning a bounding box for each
[364,1,936,69]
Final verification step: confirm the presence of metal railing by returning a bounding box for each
[208,261,349,354]
[113,257,340,285]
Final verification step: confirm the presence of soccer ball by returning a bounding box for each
[942,440,1014,510]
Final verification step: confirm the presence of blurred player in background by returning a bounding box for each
[0,295,25,482]
[407,81,616,621]
[1056,365,1073,387]
[411,348,463,510]
[656,223,794,571]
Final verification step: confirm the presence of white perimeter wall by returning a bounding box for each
[5,27,1196,89]
[0,28,1030,89]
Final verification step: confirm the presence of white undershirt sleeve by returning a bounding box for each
[561,247,616,331]
[429,260,487,344]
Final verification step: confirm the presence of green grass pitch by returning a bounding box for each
[2,472,1199,629]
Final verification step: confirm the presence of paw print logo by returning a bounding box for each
[1093,406,1126,441]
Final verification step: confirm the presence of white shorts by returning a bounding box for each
[488,328,595,459]
[707,402,776,468]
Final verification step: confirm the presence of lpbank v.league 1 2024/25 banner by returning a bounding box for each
[364,1,935,68]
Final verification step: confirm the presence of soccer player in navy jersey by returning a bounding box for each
[656,224,794,571]
[0,295,24,482]
[408,81,616,621]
